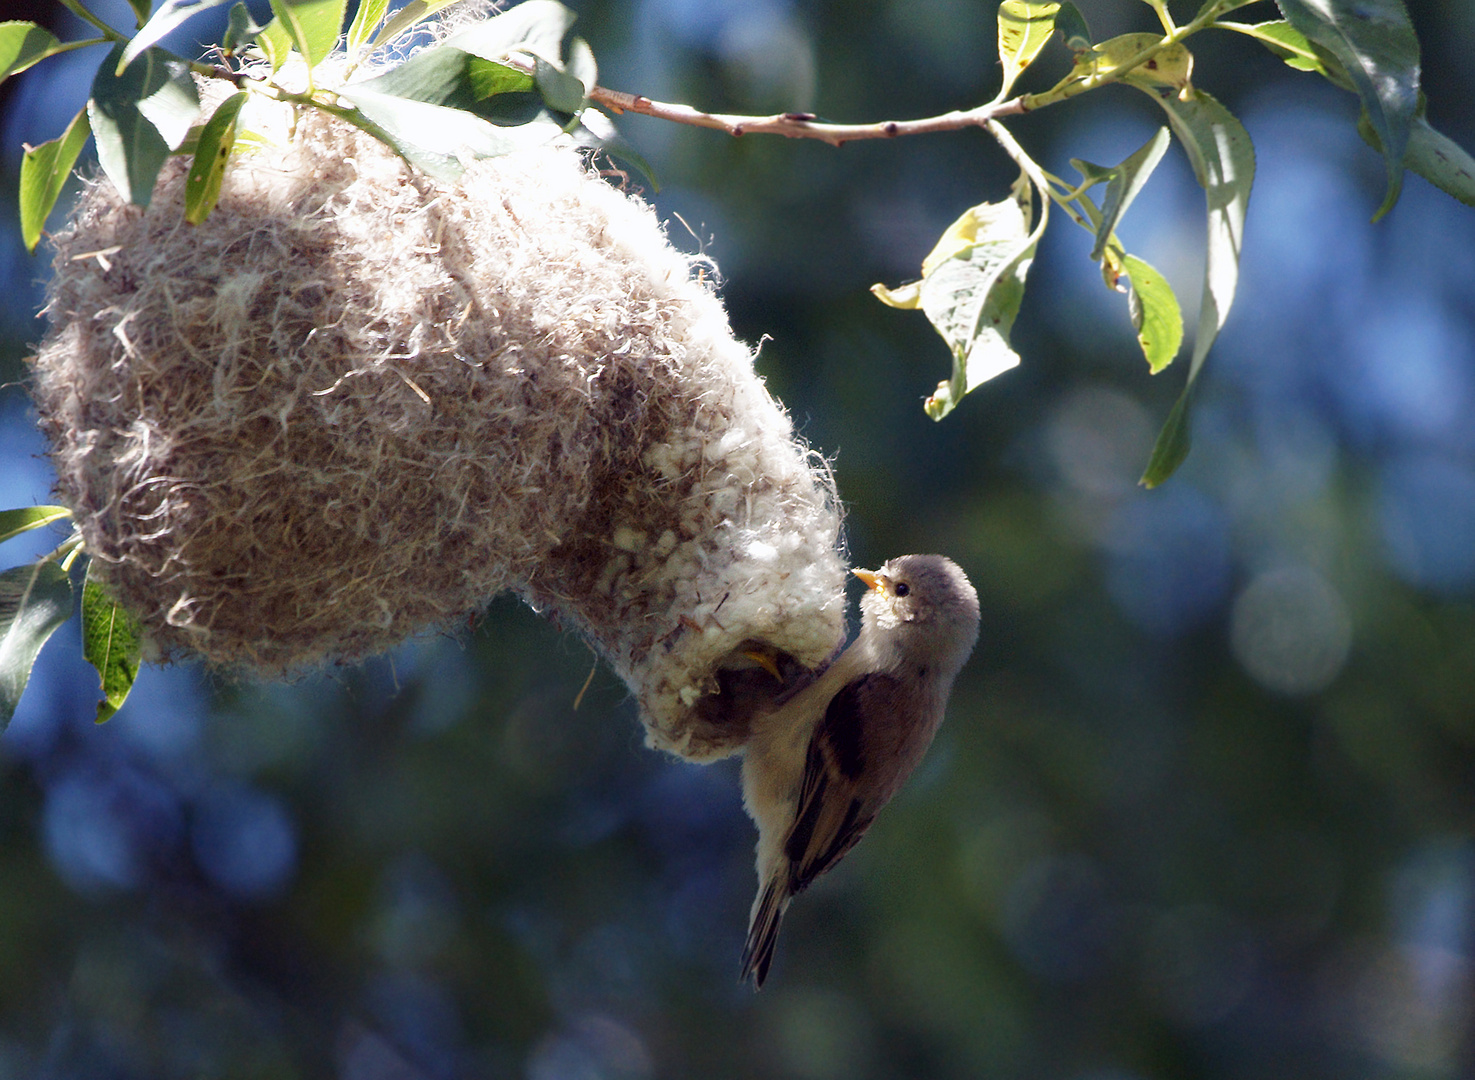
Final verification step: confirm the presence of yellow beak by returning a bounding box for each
[852,569,883,591]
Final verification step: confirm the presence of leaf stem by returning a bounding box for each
[53,0,127,41]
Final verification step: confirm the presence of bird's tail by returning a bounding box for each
[740,878,788,989]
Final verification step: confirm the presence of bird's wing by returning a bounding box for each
[783,672,904,893]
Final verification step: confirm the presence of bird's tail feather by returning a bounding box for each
[740,879,788,989]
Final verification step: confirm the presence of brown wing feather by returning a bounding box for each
[782,672,903,892]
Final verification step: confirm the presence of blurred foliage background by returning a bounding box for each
[5,0,1475,1076]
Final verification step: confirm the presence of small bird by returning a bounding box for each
[738,554,980,988]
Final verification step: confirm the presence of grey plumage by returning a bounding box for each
[738,554,981,988]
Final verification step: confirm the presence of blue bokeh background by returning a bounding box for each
[4,0,1475,1076]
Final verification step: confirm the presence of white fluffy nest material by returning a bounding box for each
[31,87,848,759]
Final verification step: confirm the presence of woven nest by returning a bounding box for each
[31,79,848,759]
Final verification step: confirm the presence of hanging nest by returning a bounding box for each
[30,80,848,760]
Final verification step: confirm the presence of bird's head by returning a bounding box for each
[853,554,981,668]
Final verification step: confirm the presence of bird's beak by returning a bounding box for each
[852,569,882,591]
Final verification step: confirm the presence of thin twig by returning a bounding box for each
[588,86,1029,146]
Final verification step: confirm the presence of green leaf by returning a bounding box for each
[367,0,467,52]
[1274,0,1419,220]
[1358,108,1475,211]
[269,0,347,69]
[81,571,143,724]
[0,560,74,733]
[337,81,561,180]
[89,44,201,206]
[466,55,535,98]
[874,175,1043,420]
[1140,383,1193,488]
[997,0,1060,97]
[223,2,263,52]
[19,107,90,252]
[1071,125,1170,262]
[1054,185,1183,375]
[440,0,575,65]
[119,0,236,74]
[126,0,153,28]
[345,44,530,113]
[1054,2,1092,51]
[1399,116,1475,209]
[534,53,585,115]
[255,16,292,71]
[184,90,246,224]
[1125,82,1254,484]
[347,0,388,55]
[0,20,64,85]
[0,507,72,544]
[1218,19,1338,78]
[1122,254,1183,374]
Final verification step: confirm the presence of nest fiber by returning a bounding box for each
[32,88,847,759]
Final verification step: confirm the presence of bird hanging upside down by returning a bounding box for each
[738,554,981,988]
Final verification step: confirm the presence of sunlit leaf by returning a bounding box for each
[223,2,262,52]
[0,20,64,85]
[874,176,1043,420]
[997,0,1060,97]
[1071,126,1170,261]
[81,571,144,724]
[269,0,347,69]
[255,16,292,71]
[1217,19,1342,79]
[1099,32,1193,89]
[343,42,541,115]
[119,0,235,74]
[337,82,561,179]
[1056,184,1183,376]
[1122,254,1183,374]
[1274,0,1419,220]
[0,560,74,733]
[441,0,575,64]
[1123,82,1255,484]
[368,0,469,52]
[89,44,200,206]
[19,107,90,252]
[184,90,246,224]
[0,507,72,545]
[347,0,388,55]
[565,35,596,95]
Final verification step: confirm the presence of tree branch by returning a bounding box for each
[588,86,1029,147]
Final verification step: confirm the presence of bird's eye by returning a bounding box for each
[893,582,910,597]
